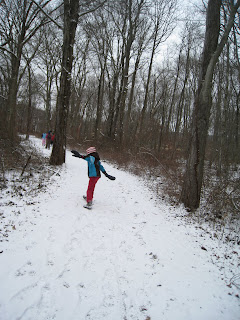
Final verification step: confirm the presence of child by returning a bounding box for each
[71,147,115,209]
[45,131,52,149]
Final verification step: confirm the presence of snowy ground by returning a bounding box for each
[0,136,239,320]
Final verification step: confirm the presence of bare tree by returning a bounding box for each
[50,0,80,165]
[180,0,240,210]
[50,0,107,165]
[37,25,62,130]
[135,0,177,141]
[125,22,150,140]
[68,37,90,140]
[0,0,59,141]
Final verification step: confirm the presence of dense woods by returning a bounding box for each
[0,0,239,214]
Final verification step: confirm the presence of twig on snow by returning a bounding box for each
[138,148,176,184]
[20,155,31,177]
[229,273,240,289]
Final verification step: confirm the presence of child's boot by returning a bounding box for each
[83,201,92,210]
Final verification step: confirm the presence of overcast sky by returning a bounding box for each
[157,0,206,64]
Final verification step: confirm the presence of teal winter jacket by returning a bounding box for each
[83,152,106,178]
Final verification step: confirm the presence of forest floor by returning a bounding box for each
[0,136,239,320]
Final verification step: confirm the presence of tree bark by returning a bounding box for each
[107,71,118,137]
[26,61,32,140]
[95,61,106,139]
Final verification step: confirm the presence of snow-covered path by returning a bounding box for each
[0,137,239,320]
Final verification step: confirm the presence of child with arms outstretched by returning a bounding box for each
[71,147,115,209]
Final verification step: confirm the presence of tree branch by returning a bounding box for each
[79,0,107,18]
[0,45,17,58]
[31,0,63,30]
[203,0,240,97]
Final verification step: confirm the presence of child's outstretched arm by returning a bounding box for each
[99,161,116,180]
[103,172,116,180]
[71,150,83,158]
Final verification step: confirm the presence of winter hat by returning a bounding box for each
[86,147,96,154]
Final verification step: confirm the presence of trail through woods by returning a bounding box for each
[0,137,239,320]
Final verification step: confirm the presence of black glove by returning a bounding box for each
[103,171,116,180]
[71,150,83,158]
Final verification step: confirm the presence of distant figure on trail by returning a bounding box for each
[51,133,55,145]
[46,131,52,149]
[71,147,116,210]
[42,133,46,146]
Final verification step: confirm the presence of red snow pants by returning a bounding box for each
[87,177,100,202]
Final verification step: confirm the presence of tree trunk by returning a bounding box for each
[135,20,159,140]
[8,52,22,141]
[50,0,79,165]
[137,38,155,137]
[26,61,32,140]
[232,29,240,162]
[112,49,125,138]
[180,0,221,209]
[118,42,131,144]
[174,47,190,139]
[45,68,53,130]
[107,72,118,137]
[180,0,240,210]
[165,46,182,136]
[95,62,106,139]
[125,46,142,141]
